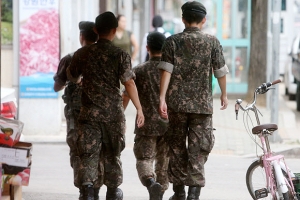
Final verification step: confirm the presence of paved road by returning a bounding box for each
[21,143,300,200]
[15,82,300,199]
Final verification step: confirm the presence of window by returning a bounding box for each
[281,0,286,11]
[237,0,248,39]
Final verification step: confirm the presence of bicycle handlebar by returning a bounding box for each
[271,79,281,85]
[235,79,281,119]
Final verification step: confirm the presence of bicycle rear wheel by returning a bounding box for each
[246,160,293,200]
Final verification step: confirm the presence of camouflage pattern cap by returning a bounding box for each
[79,21,95,32]
[181,1,207,15]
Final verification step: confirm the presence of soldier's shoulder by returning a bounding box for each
[59,53,73,65]
[61,51,74,59]
[73,45,90,56]
[133,62,147,73]
[202,32,219,42]
[166,33,180,41]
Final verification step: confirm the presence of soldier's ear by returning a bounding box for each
[201,17,206,25]
[112,28,117,35]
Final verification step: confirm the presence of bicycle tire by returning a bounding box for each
[246,160,293,200]
[281,170,298,200]
[246,160,277,199]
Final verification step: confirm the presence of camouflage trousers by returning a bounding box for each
[77,119,126,188]
[167,110,214,187]
[65,106,81,188]
[133,134,169,191]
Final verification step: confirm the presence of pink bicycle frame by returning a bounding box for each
[258,130,296,198]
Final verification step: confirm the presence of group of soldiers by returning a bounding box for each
[53,1,228,200]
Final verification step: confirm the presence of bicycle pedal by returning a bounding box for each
[255,188,268,199]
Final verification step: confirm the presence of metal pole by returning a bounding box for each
[270,0,282,142]
[0,1,2,197]
[0,164,2,199]
[13,0,20,120]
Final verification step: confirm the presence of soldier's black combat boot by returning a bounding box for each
[169,185,186,200]
[186,186,201,200]
[145,178,163,200]
[106,187,123,200]
[82,184,94,200]
[94,188,100,200]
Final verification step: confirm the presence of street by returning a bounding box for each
[19,82,300,200]
[21,143,300,200]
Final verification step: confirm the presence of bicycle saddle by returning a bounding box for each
[252,123,278,135]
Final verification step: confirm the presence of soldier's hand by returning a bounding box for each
[136,109,145,128]
[159,100,168,119]
[220,94,228,110]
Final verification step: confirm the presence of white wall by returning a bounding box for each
[279,0,295,75]
[17,0,99,138]
[60,0,99,57]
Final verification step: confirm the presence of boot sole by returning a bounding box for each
[149,183,163,200]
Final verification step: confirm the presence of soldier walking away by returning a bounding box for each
[67,11,144,200]
[53,21,98,200]
[122,32,169,200]
[158,1,229,200]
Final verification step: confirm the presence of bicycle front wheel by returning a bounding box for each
[246,160,274,200]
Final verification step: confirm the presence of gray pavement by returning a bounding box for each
[20,144,300,200]
[16,82,300,199]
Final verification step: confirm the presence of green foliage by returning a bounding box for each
[1,21,13,45]
[1,0,13,44]
[1,0,13,23]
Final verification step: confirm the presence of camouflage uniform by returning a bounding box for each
[53,53,84,188]
[158,27,229,187]
[128,56,169,191]
[67,38,134,189]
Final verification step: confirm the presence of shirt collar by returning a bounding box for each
[183,27,201,32]
[149,56,161,61]
[97,38,111,43]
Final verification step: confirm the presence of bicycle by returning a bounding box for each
[235,79,300,200]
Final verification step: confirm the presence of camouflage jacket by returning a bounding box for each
[67,38,135,122]
[158,27,229,114]
[130,56,169,136]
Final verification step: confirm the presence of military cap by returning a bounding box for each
[147,31,166,51]
[181,1,207,15]
[79,21,95,33]
[95,11,118,30]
